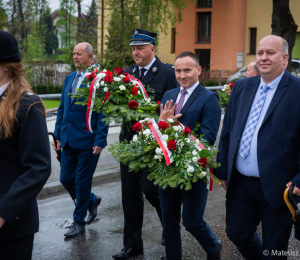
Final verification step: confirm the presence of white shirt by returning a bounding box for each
[0,81,10,96]
[138,57,156,77]
[175,82,199,107]
[73,71,89,92]
[235,71,285,177]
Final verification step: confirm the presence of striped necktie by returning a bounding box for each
[239,85,270,158]
[71,73,81,94]
[175,89,188,115]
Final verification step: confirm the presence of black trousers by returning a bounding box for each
[226,172,293,260]
[120,162,163,248]
[0,234,34,260]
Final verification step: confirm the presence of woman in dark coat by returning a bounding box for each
[0,31,51,260]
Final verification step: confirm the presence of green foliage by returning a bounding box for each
[23,27,47,61]
[43,8,59,54]
[0,0,7,30]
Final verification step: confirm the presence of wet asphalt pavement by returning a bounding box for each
[33,179,300,260]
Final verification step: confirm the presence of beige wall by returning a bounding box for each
[245,0,300,66]
[97,0,110,58]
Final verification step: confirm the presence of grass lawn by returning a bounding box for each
[42,100,60,110]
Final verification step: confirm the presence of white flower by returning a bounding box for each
[102,69,107,72]
[200,171,207,178]
[96,82,100,88]
[174,133,179,138]
[192,150,198,156]
[162,135,168,141]
[154,155,159,160]
[192,157,198,163]
[143,129,151,136]
[196,139,200,144]
[146,98,151,103]
[138,90,140,95]
[167,119,174,123]
[133,134,138,142]
[187,166,194,173]
[114,77,121,82]
[100,81,105,86]
[120,74,125,78]
[103,87,108,92]
[119,85,126,91]
[185,138,191,143]
[155,147,163,155]
[97,73,106,79]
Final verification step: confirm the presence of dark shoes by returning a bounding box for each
[207,240,222,260]
[64,222,85,238]
[86,196,102,224]
[112,247,144,259]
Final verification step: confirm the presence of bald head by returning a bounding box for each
[256,35,289,84]
[246,62,259,77]
[73,42,94,71]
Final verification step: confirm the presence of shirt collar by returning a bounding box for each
[180,81,199,95]
[0,81,11,96]
[259,71,285,90]
[138,56,156,71]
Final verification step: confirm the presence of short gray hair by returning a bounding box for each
[282,38,289,55]
[93,55,98,65]
[253,64,259,75]
[85,44,94,55]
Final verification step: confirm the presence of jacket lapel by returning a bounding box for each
[237,76,261,137]
[142,57,160,85]
[178,84,202,121]
[261,71,289,125]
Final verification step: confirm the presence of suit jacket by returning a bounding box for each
[160,83,221,145]
[0,93,51,241]
[214,71,300,207]
[54,71,109,149]
[120,57,179,142]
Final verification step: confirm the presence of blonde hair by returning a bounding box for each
[0,62,46,139]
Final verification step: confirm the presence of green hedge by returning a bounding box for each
[32,85,63,94]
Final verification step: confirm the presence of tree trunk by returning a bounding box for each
[17,0,25,47]
[271,0,298,72]
[11,0,16,36]
[76,0,81,43]
[120,0,125,68]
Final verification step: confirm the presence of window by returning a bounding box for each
[197,12,211,43]
[171,28,176,53]
[196,49,211,70]
[249,28,257,55]
[198,0,212,8]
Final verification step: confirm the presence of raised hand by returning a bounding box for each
[159,100,182,122]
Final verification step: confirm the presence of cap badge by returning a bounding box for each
[152,67,157,72]
[134,29,139,36]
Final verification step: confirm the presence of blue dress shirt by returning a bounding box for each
[236,71,285,177]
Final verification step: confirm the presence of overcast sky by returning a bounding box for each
[49,0,92,12]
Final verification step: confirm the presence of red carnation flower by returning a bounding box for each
[128,100,138,109]
[106,91,111,96]
[198,157,207,168]
[158,121,169,130]
[123,73,129,76]
[131,86,139,96]
[103,75,113,84]
[86,71,96,80]
[101,102,104,105]
[132,122,142,132]
[229,83,234,89]
[156,101,161,110]
[102,70,113,76]
[114,67,124,76]
[123,76,131,84]
[167,139,176,151]
[94,68,99,73]
[183,126,192,135]
[104,96,109,101]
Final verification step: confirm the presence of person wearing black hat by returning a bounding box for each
[0,31,51,260]
[113,28,179,259]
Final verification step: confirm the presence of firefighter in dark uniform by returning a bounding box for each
[112,28,179,259]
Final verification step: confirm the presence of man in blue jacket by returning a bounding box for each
[52,42,109,238]
[215,35,300,259]
[159,51,222,260]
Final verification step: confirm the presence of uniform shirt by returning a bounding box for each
[175,82,199,107]
[0,81,10,96]
[236,71,285,177]
[138,57,156,77]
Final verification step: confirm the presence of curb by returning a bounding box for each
[38,168,121,198]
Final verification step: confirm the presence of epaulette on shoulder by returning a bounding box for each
[22,91,40,101]
[124,64,136,72]
[163,63,175,70]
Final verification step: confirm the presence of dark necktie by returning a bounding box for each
[140,68,147,82]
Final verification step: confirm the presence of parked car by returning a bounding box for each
[227,59,300,82]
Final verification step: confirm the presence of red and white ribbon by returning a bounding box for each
[126,74,149,100]
[147,118,173,166]
[86,78,100,133]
